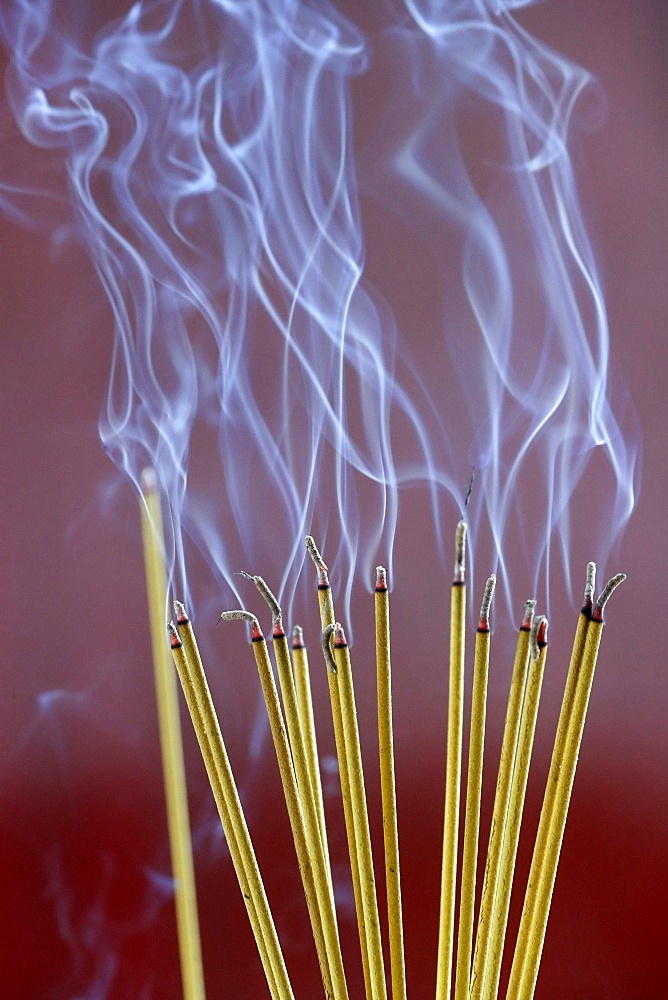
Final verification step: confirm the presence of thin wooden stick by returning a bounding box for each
[244,575,349,1000]
[139,470,206,1000]
[453,574,496,1000]
[468,599,535,998]
[375,567,407,1000]
[482,617,549,1000]
[505,564,595,999]
[291,625,333,893]
[308,536,373,1000]
[436,520,467,1000]
[507,573,625,1000]
[168,615,289,1000]
[221,610,337,1000]
[325,624,388,1000]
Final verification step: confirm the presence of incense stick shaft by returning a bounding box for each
[505,609,589,999]
[469,624,532,998]
[436,578,466,1000]
[170,629,288,1000]
[375,581,407,1000]
[140,489,205,1000]
[453,625,491,1000]
[508,618,605,1000]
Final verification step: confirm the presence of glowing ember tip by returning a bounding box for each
[292,625,305,649]
[333,622,348,648]
[454,520,467,583]
[140,466,158,493]
[219,609,264,641]
[478,574,496,630]
[530,615,548,660]
[173,600,189,625]
[375,566,388,592]
[167,621,182,648]
[593,573,626,622]
[321,624,336,673]
[521,598,537,630]
[583,562,596,613]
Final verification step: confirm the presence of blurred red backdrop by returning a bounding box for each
[1,2,667,998]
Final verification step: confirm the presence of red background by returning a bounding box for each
[1,2,667,998]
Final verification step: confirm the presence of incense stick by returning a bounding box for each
[139,470,206,1000]
[309,536,373,999]
[507,573,626,1000]
[436,520,467,1000]
[469,599,535,998]
[168,616,290,1000]
[505,564,595,999]
[375,566,407,1000]
[325,623,388,1000]
[482,616,549,1000]
[243,575,348,1000]
[221,610,344,1000]
[453,574,495,1000]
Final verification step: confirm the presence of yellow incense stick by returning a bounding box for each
[291,625,333,892]
[221,610,340,1000]
[436,520,467,1000]
[453,575,495,1000]
[308,536,373,1000]
[139,470,206,1000]
[326,624,388,1000]
[482,617,548,1000]
[169,616,289,1000]
[505,564,595,999]
[245,575,348,1000]
[508,574,625,1000]
[468,599,535,998]
[375,567,407,1000]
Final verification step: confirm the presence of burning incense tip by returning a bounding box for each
[321,624,336,673]
[333,622,348,648]
[240,571,283,630]
[305,535,330,587]
[478,574,496,631]
[593,572,626,622]
[140,466,158,494]
[167,621,182,649]
[292,625,305,649]
[454,520,467,583]
[219,609,264,641]
[375,566,388,592]
[583,562,596,613]
[173,600,189,625]
[530,615,548,660]
[521,598,537,630]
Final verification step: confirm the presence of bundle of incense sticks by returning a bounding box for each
[150,511,624,1000]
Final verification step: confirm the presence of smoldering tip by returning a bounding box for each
[167,621,182,649]
[321,623,336,673]
[583,562,596,614]
[240,571,282,627]
[521,599,537,631]
[593,573,626,623]
[305,535,330,587]
[530,615,548,660]
[334,622,348,648]
[478,574,496,631]
[140,466,158,494]
[454,520,467,583]
[173,600,189,625]
[375,566,388,592]
[292,625,305,650]
[219,609,264,641]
